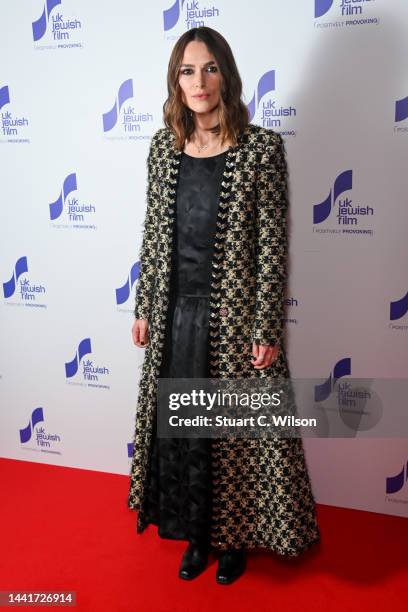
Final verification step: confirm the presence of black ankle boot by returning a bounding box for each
[216,549,246,585]
[178,542,209,580]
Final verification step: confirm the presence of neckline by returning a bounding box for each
[182,149,229,160]
[170,123,253,158]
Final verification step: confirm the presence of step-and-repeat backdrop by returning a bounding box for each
[1,1,407,518]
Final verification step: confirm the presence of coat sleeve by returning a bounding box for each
[250,131,289,348]
[134,133,160,321]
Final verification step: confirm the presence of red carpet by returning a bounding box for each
[0,457,407,611]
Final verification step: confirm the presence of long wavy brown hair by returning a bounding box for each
[163,26,249,151]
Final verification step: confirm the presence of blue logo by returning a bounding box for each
[390,290,408,321]
[0,85,30,143]
[49,173,77,219]
[314,0,379,28]
[315,0,376,19]
[315,0,334,17]
[49,172,97,229]
[116,262,140,306]
[314,170,352,223]
[389,290,408,333]
[395,96,408,122]
[32,0,83,47]
[20,407,44,443]
[3,256,47,306]
[314,357,351,402]
[313,170,374,236]
[32,0,61,41]
[65,338,92,378]
[247,71,275,122]
[65,338,110,388]
[102,80,153,138]
[19,407,61,451]
[386,461,408,494]
[127,441,134,458]
[163,0,220,34]
[247,71,296,134]
[0,85,10,109]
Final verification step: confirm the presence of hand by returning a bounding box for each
[132,319,149,348]
[250,341,279,369]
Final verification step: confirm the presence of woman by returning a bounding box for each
[129,26,320,584]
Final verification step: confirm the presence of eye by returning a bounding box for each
[179,65,218,75]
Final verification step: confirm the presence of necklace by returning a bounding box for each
[193,133,221,154]
[195,141,209,153]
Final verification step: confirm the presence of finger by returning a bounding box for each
[140,324,150,347]
[252,351,272,367]
[251,355,268,367]
[251,344,269,364]
[262,346,280,367]
[270,345,280,361]
[253,363,269,369]
[134,322,147,347]
[255,345,279,363]
[252,345,276,368]
[253,344,268,357]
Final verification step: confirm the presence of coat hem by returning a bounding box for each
[129,503,321,558]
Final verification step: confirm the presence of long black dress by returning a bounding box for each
[143,150,227,547]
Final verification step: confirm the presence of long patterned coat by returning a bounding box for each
[128,122,321,556]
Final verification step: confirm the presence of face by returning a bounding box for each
[178,40,222,116]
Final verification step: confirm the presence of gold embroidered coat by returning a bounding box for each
[128,123,321,556]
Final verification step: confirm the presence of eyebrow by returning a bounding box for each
[179,60,216,68]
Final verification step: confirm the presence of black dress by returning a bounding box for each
[143,150,227,547]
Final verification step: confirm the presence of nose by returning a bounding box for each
[194,70,205,90]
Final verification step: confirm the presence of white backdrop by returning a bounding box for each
[1,0,407,518]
